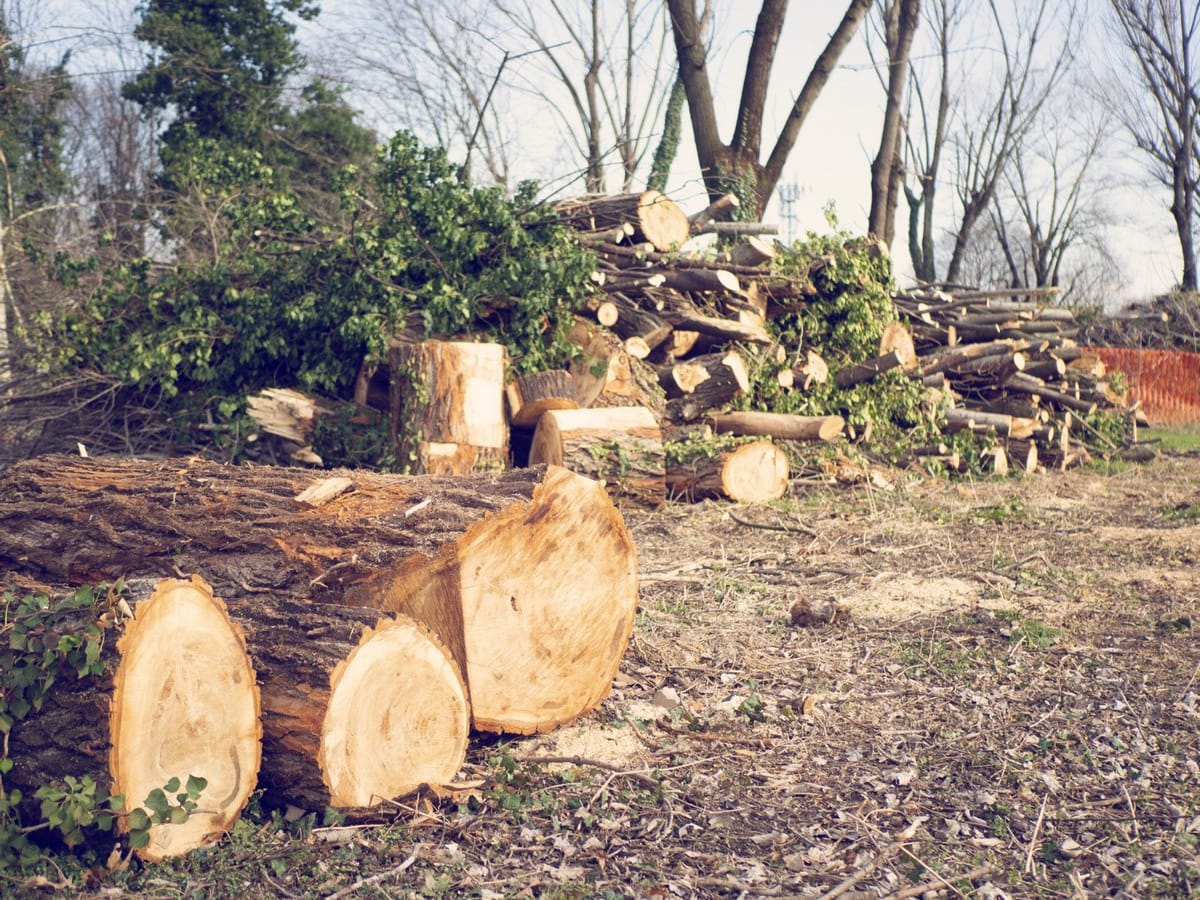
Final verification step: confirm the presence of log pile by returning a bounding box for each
[895,288,1132,471]
[0,455,639,857]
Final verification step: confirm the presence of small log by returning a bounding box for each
[943,407,1038,439]
[529,407,666,507]
[389,340,508,475]
[710,411,845,442]
[607,293,673,351]
[659,267,741,294]
[506,370,579,429]
[555,191,691,251]
[696,222,780,236]
[661,351,750,423]
[834,348,916,388]
[665,440,789,503]
[688,192,739,231]
[594,300,619,327]
[623,336,652,359]
[793,350,830,390]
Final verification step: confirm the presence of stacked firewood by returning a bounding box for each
[895,287,1133,473]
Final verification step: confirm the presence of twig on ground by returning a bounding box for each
[886,864,997,899]
[1025,792,1050,874]
[324,847,420,900]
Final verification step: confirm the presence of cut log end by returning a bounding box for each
[723,441,790,503]
[456,465,639,733]
[321,616,469,807]
[110,577,261,861]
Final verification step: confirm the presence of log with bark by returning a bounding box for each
[505,370,579,429]
[665,439,790,503]
[710,411,845,442]
[0,575,261,861]
[0,455,639,736]
[554,191,691,251]
[529,406,666,507]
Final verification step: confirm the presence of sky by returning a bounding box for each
[31,0,1185,306]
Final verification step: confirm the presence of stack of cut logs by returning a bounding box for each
[251,188,1137,500]
[895,287,1133,473]
[526,190,845,505]
[0,456,639,860]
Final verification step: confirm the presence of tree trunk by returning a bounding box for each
[0,575,261,862]
[0,455,638,735]
[666,439,789,502]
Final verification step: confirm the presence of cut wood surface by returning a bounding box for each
[389,340,508,474]
[216,592,468,811]
[505,369,578,428]
[666,440,789,503]
[0,456,639,735]
[0,576,260,861]
[567,317,667,415]
[110,577,261,860]
[529,406,666,507]
[554,191,690,251]
[710,411,845,442]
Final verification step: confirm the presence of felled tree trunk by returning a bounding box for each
[0,456,638,735]
[389,339,509,474]
[0,576,261,862]
[529,407,666,507]
[666,440,790,503]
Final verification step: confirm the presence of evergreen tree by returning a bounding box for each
[122,0,318,185]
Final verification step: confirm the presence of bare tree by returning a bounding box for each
[667,0,874,218]
[988,106,1109,295]
[903,0,959,282]
[899,1,1077,285]
[867,0,921,246]
[1109,0,1200,291]
[339,0,675,193]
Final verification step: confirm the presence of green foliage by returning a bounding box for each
[26,130,593,463]
[355,134,594,373]
[738,230,943,457]
[0,583,114,868]
[124,0,317,181]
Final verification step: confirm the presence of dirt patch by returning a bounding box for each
[111,455,1200,899]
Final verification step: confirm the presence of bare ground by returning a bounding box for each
[94,454,1200,899]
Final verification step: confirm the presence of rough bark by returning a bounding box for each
[710,411,845,442]
[505,370,579,428]
[0,456,638,735]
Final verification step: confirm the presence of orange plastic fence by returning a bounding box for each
[1085,347,1200,426]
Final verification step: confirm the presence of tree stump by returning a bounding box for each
[505,370,578,429]
[0,456,637,735]
[529,407,666,507]
[666,440,790,503]
[389,339,508,474]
